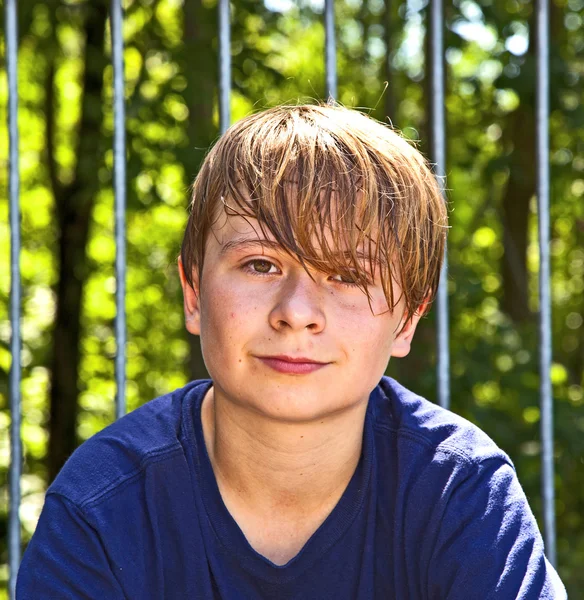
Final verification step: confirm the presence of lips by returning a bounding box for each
[264,355,327,364]
[256,355,330,375]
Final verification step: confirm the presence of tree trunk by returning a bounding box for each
[383,0,398,124]
[499,1,565,323]
[182,0,218,381]
[48,1,108,483]
[500,104,534,323]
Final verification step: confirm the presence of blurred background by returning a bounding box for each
[1,0,583,596]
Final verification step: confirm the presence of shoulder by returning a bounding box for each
[370,378,567,597]
[49,379,212,508]
[372,376,513,469]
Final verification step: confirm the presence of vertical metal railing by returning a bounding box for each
[535,0,556,567]
[6,0,22,596]
[428,0,450,411]
[4,0,559,591]
[111,0,127,421]
[324,0,337,100]
[218,0,231,134]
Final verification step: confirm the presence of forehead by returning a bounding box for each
[207,205,378,261]
[209,180,375,241]
[208,208,271,247]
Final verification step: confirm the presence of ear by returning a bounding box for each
[178,257,201,336]
[390,296,430,358]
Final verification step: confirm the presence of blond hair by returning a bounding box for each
[181,103,448,334]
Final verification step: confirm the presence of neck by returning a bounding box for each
[201,384,368,518]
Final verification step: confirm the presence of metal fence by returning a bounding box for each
[6,0,556,597]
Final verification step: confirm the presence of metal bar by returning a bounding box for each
[111,0,127,420]
[6,0,22,595]
[383,0,396,123]
[218,0,231,134]
[324,0,337,100]
[429,0,450,409]
[536,0,556,567]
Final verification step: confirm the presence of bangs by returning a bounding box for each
[182,104,448,332]
[221,168,397,308]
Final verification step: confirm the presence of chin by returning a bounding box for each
[236,382,363,423]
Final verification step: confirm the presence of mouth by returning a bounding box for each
[256,355,331,375]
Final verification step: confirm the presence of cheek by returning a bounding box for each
[333,296,395,360]
[200,277,263,346]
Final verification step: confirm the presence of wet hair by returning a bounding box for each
[180,103,448,334]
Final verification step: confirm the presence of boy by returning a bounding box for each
[17,104,566,598]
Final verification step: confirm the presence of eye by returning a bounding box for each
[330,272,360,286]
[242,259,279,275]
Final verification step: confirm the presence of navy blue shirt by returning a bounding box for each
[17,377,566,599]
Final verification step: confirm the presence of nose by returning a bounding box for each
[268,271,326,333]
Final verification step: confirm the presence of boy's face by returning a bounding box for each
[179,207,424,423]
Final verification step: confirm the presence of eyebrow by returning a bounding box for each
[219,237,380,266]
[219,238,283,257]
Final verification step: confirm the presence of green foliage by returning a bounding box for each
[1,0,583,596]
